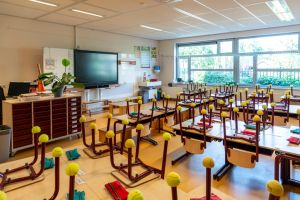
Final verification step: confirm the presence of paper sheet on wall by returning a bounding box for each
[140,46,151,68]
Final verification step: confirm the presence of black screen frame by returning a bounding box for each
[74,49,119,88]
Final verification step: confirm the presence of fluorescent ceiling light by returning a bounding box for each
[174,7,218,26]
[232,0,266,24]
[140,25,176,34]
[140,25,162,32]
[71,9,103,18]
[29,0,57,7]
[266,0,294,22]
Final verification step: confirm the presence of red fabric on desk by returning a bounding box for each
[241,129,256,135]
[200,118,215,123]
[191,193,221,200]
[105,181,128,200]
[287,137,300,145]
[198,122,209,127]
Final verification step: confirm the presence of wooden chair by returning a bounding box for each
[0,127,47,191]
[108,125,170,187]
[80,114,113,158]
[222,113,261,168]
[171,105,208,165]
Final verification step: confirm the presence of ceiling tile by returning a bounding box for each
[172,0,210,15]
[0,0,78,12]
[286,0,300,18]
[86,0,159,13]
[0,2,46,18]
[194,0,239,11]
[220,7,255,20]
[246,2,274,17]
[57,3,116,20]
[237,0,268,6]
[38,13,87,25]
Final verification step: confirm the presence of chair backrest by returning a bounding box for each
[183,138,205,154]
[222,114,260,168]
[177,106,206,154]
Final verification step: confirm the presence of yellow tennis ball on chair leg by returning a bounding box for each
[0,191,7,200]
[128,189,144,200]
[166,172,181,187]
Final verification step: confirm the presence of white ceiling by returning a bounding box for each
[0,0,300,40]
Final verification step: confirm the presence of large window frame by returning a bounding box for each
[176,32,300,87]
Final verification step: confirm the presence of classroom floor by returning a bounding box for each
[3,100,300,200]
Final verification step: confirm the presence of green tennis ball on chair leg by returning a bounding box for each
[128,189,144,200]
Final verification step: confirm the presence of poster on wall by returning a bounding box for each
[151,47,157,58]
[140,46,151,68]
[134,46,141,58]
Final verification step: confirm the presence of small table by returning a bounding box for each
[109,102,138,115]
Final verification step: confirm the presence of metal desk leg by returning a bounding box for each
[213,161,233,181]
[171,152,191,165]
[140,135,158,146]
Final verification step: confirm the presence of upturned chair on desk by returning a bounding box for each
[171,105,210,165]
[222,113,261,169]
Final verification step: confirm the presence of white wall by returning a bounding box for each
[0,15,158,98]
[0,15,74,93]
[76,27,157,99]
[158,25,300,86]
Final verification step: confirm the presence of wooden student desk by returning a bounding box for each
[109,102,138,116]
[233,101,300,116]
[281,95,300,103]
[172,116,300,184]
[3,147,235,200]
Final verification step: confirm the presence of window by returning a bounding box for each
[220,41,233,53]
[176,33,300,87]
[239,34,298,53]
[178,43,217,56]
[257,53,300,86]
[239,56,253,85]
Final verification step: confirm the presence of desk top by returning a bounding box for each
[109,102,137,107]
[281,95,300,101]
[113,107,189,124]
[172,116,300,156]
[3,94,81,104]
[233,101,299,115]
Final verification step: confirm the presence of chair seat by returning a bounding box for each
[184,138,204,154]
[227,148,256,168]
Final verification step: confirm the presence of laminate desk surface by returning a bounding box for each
[172,116,300,156]
[233,101,300,115]
[112,107,188,124]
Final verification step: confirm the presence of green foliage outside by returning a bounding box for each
[178,35,300,87]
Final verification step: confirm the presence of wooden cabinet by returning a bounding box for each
[3,95,82,153]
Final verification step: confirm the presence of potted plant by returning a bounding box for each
[38,58,77,97]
